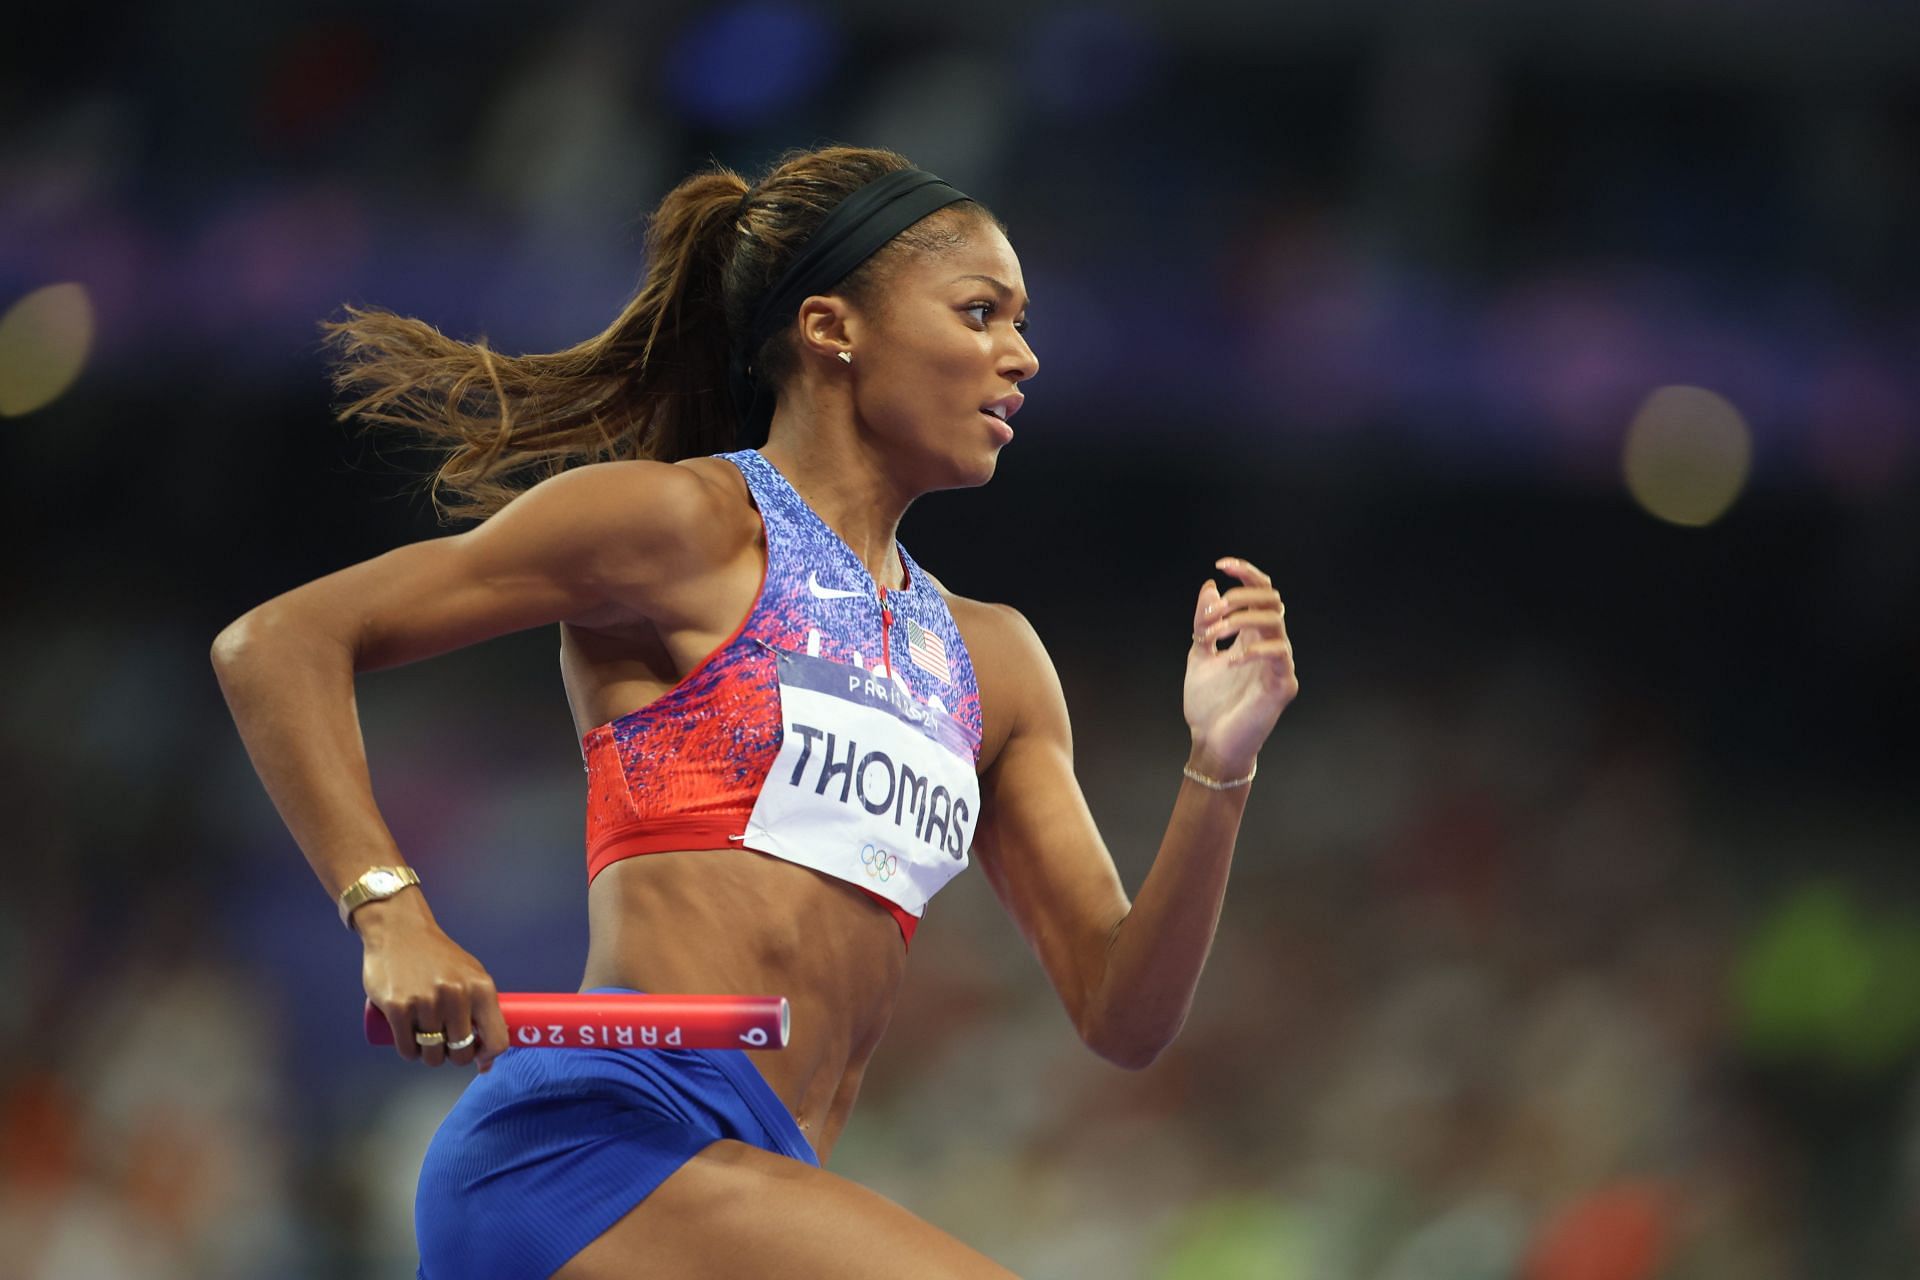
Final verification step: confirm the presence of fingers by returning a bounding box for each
[439,983,477,1068]
[409,1024,454,1066]
[1215,556,1272,587]
[1206,590,1285,629]
[1214,585,1283,615]
[379,979,500,1068]
[1192,577,1222,640]
[1196,562,1279,624]
[1199,606,1287,644]
[1195,558,1294,670]
[474,989,509,1073]
[1228,638,1298,676]
[383,1004,419,1063]
[413,997,448,1066]
[1194,558,1284,640]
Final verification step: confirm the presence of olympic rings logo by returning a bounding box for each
[860,842,899,882]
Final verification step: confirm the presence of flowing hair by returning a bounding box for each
[323,144,996,522]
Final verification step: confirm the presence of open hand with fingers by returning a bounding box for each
[1184,556,1299,778]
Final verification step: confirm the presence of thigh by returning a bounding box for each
[555,1139,1020,1280]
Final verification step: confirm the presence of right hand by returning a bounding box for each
[356,893,508,1071]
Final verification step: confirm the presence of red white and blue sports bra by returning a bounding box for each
[580,448,986,948]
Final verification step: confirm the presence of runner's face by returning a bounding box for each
[850,219,1037,486]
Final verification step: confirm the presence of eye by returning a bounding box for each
[964,301,1031,335]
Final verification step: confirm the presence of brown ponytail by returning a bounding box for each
[324,144,999,523]
[323,167,747,522]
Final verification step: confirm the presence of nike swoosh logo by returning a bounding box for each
[807,570,865,600]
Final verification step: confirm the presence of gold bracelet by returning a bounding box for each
[1182,759,1257,790]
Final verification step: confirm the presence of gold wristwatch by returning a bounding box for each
[337,865,422,929]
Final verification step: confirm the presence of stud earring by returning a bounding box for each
[837,351,852,365]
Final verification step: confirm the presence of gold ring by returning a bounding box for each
[446,1031,477,1052]
[413,1030,447,1047]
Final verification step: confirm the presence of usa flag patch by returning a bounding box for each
[904,617,951,684]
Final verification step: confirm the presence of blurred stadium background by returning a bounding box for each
[3,1,1917,1276]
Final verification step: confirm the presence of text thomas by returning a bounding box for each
[784,722,970,859]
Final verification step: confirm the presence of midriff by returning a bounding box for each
[580,846,909,1163]
[589,824,920,946]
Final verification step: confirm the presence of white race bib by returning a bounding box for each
[743,649,980,917]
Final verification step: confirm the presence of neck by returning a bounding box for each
[758,422,915,592]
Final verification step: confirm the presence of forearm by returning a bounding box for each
[210,605,412,906]
[1084,743,1253,1068]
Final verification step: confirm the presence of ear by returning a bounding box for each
[794,294,856,364]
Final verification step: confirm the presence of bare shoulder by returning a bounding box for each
[514,455,743,546]
[520,455,751,573]
[934,581,1038,660]
[523,454,755,632]
[218,455,759,673]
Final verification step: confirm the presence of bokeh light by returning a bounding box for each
[1621,384,1752,526]
[1735,882,1920,1076]
[1155,1197,1312,1279]
[0,283,94,418]
[1522,1182,1672,1280]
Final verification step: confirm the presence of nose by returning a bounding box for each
[1001,328,1039,384]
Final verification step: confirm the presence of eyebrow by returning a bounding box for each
[951,274,1031,310]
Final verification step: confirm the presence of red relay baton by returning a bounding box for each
[363,993,790,1051]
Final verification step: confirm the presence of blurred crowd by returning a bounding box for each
[2,609,1915,1277]
[4,1,1917,1277]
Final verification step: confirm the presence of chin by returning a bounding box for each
[902,433,1001,492]
[948,445,1002,490]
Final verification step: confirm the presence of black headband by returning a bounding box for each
[728,167,972,438]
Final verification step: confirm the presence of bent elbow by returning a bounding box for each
[211,608,279,673]
[211,605,332,680]
[1083,1022,1170,1071]
[1097,1039,1166,1071]
[211,616,255,673]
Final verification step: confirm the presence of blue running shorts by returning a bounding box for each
[414,987,817,1279]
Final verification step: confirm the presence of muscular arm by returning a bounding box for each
[209,460,730,1057]
[970,604,1261,1071]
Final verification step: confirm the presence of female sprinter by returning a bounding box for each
[211,145,1299,1279]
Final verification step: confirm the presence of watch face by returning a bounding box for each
[365,870,405,895]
